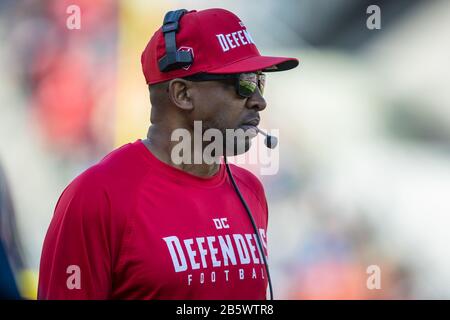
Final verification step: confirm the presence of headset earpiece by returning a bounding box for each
[158,9,193,72]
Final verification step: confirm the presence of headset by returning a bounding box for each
[158,9,278,300]
[158,9,193,72]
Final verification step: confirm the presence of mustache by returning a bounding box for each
[240,114,260,127]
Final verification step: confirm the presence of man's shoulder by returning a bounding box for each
[95,140,147,175]
[228,164,267,203]
[64,141,150,198]
[228,163,262,184]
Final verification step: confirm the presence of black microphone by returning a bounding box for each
[256,128,278,149]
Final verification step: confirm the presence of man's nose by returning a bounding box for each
[245,89,267,111]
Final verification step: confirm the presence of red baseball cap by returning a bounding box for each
[141,8,299,85]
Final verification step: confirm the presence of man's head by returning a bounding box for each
[143,8,299,156]
[149,71,267,155]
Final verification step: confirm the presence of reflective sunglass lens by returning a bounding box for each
[239,73,258,97]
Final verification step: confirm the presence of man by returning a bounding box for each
[38,8,298,299]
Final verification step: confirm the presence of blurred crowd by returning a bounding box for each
[1,0,117,160]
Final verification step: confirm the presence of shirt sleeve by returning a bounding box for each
[38,170,113,299]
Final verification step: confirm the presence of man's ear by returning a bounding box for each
[168,79,194,111]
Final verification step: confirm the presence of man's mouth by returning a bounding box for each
[238,118,260,137]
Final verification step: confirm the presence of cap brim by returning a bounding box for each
[206,55,299,74]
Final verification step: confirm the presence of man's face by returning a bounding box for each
[188,76,267,156]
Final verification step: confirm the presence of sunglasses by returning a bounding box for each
[184,72,266,98]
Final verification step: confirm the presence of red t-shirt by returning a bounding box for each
[38,140,269,299]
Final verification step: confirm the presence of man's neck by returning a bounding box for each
[143,124,221,178]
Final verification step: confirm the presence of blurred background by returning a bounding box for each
[1,0,449,299]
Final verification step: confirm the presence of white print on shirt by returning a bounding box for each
[216,27,255,52]
[186,267,266,286]
[162,229,267,273]
[213,218,229,229]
